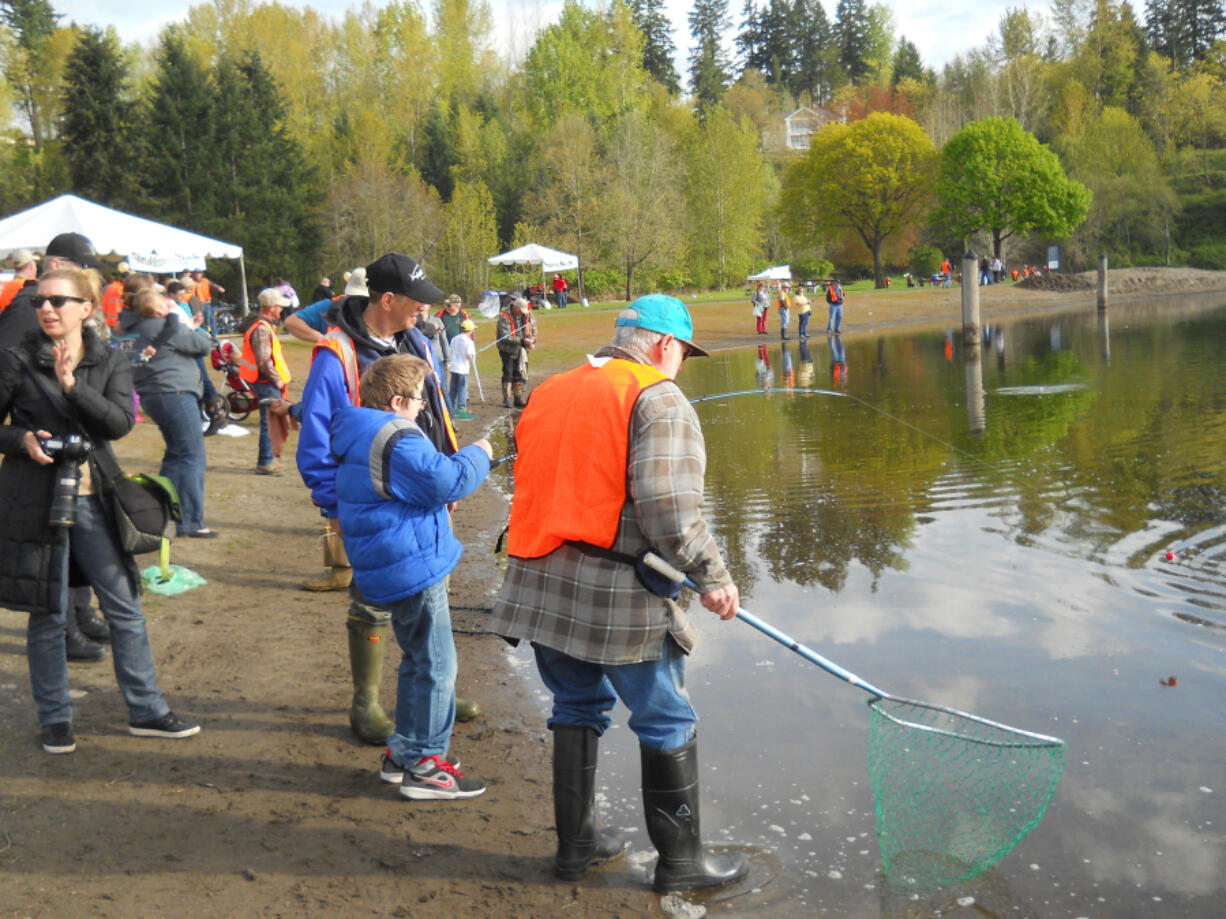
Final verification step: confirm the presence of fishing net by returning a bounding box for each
[867,697,1065,890]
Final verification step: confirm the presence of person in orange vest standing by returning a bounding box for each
[0,249,38,312]
[552,273,569,309]
[99,261,129,330]
[489,295,749,891]
[240,288,293,475]
[189,268,225,333]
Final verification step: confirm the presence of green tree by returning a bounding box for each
[1063,106,1179,262]
[209,50,320,285]
[1,0,60,144]
[833,0,872,83]
[522,0,649,130]
[628,0,680,92]
[932,116,1091,258]
[141,29,216,221]
[681,105,768,287]
[59,26,139,206]
[596,110,684,299]
[781,112,937,286]
[435,174,497,299]
[891,38,924,86]
[1170,69,1226,182]
[323,158,442,271]
[791,0,837,101]
[688,0,733,110]
[521,108,600,298]
[1146,0,1226,68]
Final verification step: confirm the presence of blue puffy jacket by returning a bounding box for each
[331,406,490,605]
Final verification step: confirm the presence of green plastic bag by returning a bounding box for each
[142,563,207,596]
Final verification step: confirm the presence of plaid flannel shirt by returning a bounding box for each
[488,347,731,665]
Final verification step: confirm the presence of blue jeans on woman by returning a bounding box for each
[385,578,457,764]
[27,495,170,727]
[533,637,697,751]
[798,310,810,339]
[139,389,207,533]
[252,380,282,467]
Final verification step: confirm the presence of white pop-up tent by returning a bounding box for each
[0,194,248,309]
[487,243,578,274]
[747,265,791,281]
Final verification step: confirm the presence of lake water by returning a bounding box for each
[490,294,1226,918]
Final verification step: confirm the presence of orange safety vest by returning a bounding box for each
[0,277,28,312]
[240,318,292,390]
[311,332,363,407]
[101,280,124,328]
[310,331,460,452]
[194,278,213,303]
[507,358,669,559]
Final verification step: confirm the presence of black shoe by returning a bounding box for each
[129,711,201,739]
[66,624,108,663]
[76,611,111,644]
[41,722,76,754]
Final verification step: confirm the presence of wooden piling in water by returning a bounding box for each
[1097,254,1108,311]
[961,250,980,345]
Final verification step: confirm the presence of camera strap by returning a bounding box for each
[12,351,122,481]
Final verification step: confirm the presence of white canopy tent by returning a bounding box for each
[487,243,578,274]
[747,265,792,281]
[0,194,248,309]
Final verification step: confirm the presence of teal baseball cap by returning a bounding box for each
[615,294,710,358]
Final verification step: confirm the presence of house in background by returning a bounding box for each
[782,106,837,150]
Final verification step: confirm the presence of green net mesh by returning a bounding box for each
[867,696,1065,890]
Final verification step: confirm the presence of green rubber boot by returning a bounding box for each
[346,619,394,745]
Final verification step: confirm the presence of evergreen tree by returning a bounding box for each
[210,50,320,285]
[1146,0,1226,67]
[689,0,733,110]
[141,30,215,221]
[628,0,680,92]
[833,0,872,84]
[791,0,835,101]
[59,26,139,206]
[892,37,924,85]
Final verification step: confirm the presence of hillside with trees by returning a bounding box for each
[0,0,1223,296]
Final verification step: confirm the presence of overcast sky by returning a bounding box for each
[51,0,1042,75]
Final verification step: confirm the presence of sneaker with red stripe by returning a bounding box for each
[399,754,485,800]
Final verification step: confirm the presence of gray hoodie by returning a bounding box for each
[130,315,212,397]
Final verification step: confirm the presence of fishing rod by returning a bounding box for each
[485,387,848,470]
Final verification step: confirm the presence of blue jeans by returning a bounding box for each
[252,380,281,467]
[139,390,207,533]
[827,303,842,332]
[195,355,218,400]
[556,289,567,309]
[533,638,697,751]
[27,496,169,726]
[798,311,810,338]
[449,373,469,412]
[386,578,457,763]
[200,302,216,334]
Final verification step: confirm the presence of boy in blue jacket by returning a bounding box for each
[331,354,493,799]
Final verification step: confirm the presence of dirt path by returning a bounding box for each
[1,268,1222,918]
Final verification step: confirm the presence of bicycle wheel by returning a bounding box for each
[226,389,257,421]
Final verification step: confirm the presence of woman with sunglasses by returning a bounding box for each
[0,267,200,755]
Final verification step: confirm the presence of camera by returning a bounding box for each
[38,434,91,528]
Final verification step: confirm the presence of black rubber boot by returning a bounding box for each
[501,383,512,408]
[641,737,748,893]
[65,600,108,664]
[553,725,626,880]
[72,589,110,644]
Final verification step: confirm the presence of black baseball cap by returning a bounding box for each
[45,232,100,269]
[364,253,444,305]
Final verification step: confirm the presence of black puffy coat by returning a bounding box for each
[0,326,139,614]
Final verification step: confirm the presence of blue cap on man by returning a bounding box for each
[615,294,710,358]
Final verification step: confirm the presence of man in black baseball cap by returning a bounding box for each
[363,253,444,305]
[293,251,481,743]
[0,232,102,348]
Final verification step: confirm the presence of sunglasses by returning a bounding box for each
[34,295,88,310]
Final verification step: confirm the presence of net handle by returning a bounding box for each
[642,553,892,699]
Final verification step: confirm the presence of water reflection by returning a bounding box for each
[491,296,1226,917]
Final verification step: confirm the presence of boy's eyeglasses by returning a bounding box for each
[34,295,87,310]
